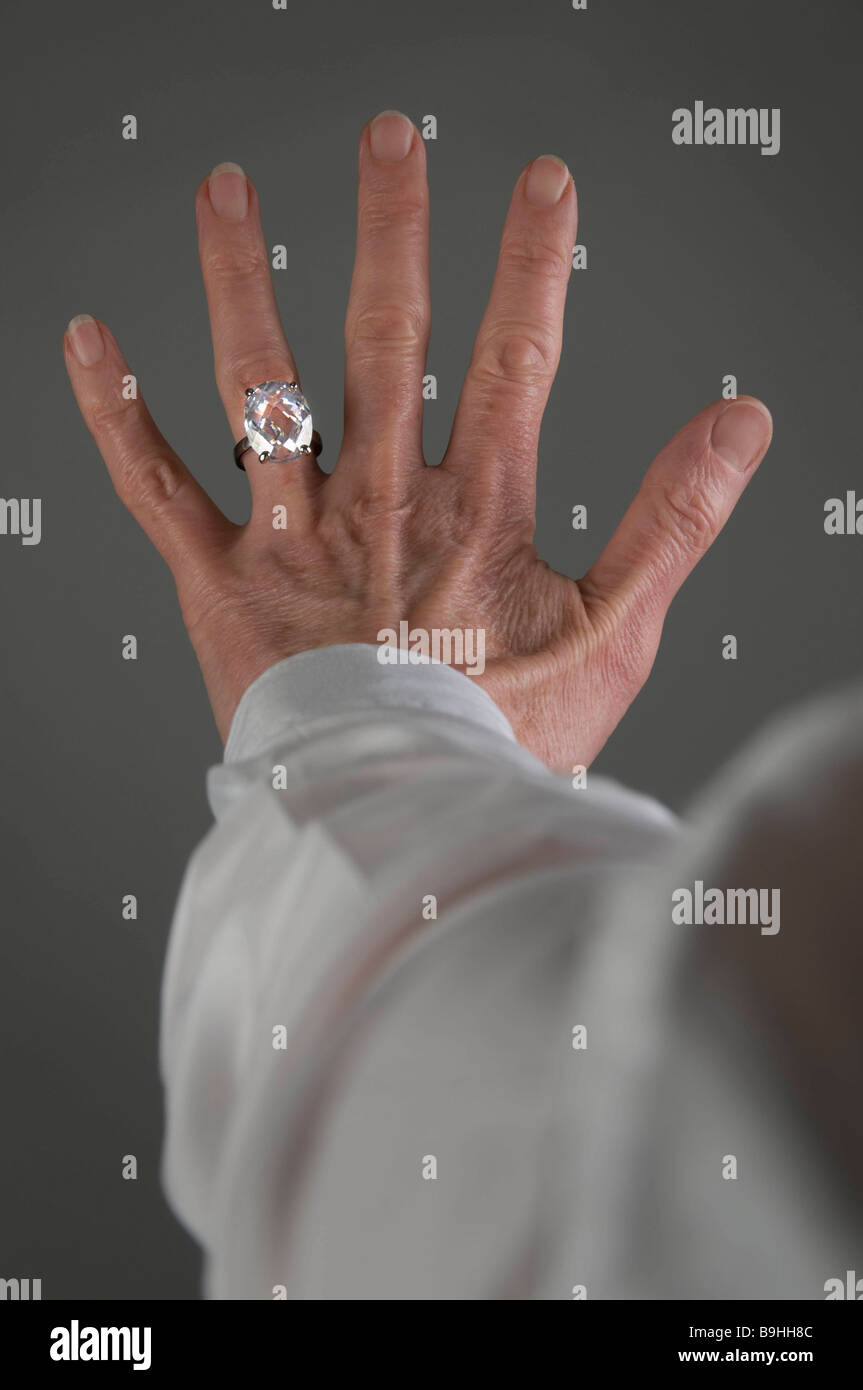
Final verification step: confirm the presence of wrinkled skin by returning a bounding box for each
[64,112,772,770]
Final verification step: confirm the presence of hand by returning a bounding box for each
[64,110,772,770]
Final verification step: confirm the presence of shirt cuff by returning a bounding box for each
[222,643,518,765]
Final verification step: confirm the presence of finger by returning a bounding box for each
[63,314,231,574]
[442,156,576,513]
[585,396,773,619]
[340,111,430,496]
[196,163,323,524]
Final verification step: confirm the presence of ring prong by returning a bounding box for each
[244,387,254,396]
[300,444,312,455]
[259,450,271,462]
[288,380,299,390]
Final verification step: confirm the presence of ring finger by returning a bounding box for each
[197,162,323,522]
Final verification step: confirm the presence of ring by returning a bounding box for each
[234,380,323,470]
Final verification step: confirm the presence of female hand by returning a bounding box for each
[63,110,772,770]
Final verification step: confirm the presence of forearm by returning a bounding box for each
[158,644,678,1295]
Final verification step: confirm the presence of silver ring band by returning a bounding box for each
[234,430,322,470]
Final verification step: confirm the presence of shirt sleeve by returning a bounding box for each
[157,645,863,1299]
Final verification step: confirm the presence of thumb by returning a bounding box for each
[585,395,773,616]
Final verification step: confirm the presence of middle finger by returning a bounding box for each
[339,111,431,501]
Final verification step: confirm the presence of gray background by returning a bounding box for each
[1,0,860,1298]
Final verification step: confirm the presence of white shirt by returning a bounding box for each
[159,645,863,1299]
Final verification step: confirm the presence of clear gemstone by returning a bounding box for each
[244,381,313,462]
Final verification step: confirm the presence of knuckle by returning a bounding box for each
[498,234,571,283]
[203,243,269,285]
[359,189,427,239]
[89,390,139,434]
[117,452,187,510]
[655,467,719,554]
[602,624,656,707]
[471,323,556,387]
[607,605,660,697]
[218,349,293,393]
[581,582,660,700]
[434,476,483,543]
[329,484,420,549]
[347,300,427,354]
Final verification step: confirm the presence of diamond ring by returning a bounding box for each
[234,380,323,470]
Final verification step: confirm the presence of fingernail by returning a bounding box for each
[208,162,248,220]
[711,398,773,472]
[369,110,414,162]
[67,314,104,367]
[525,155,570,207]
